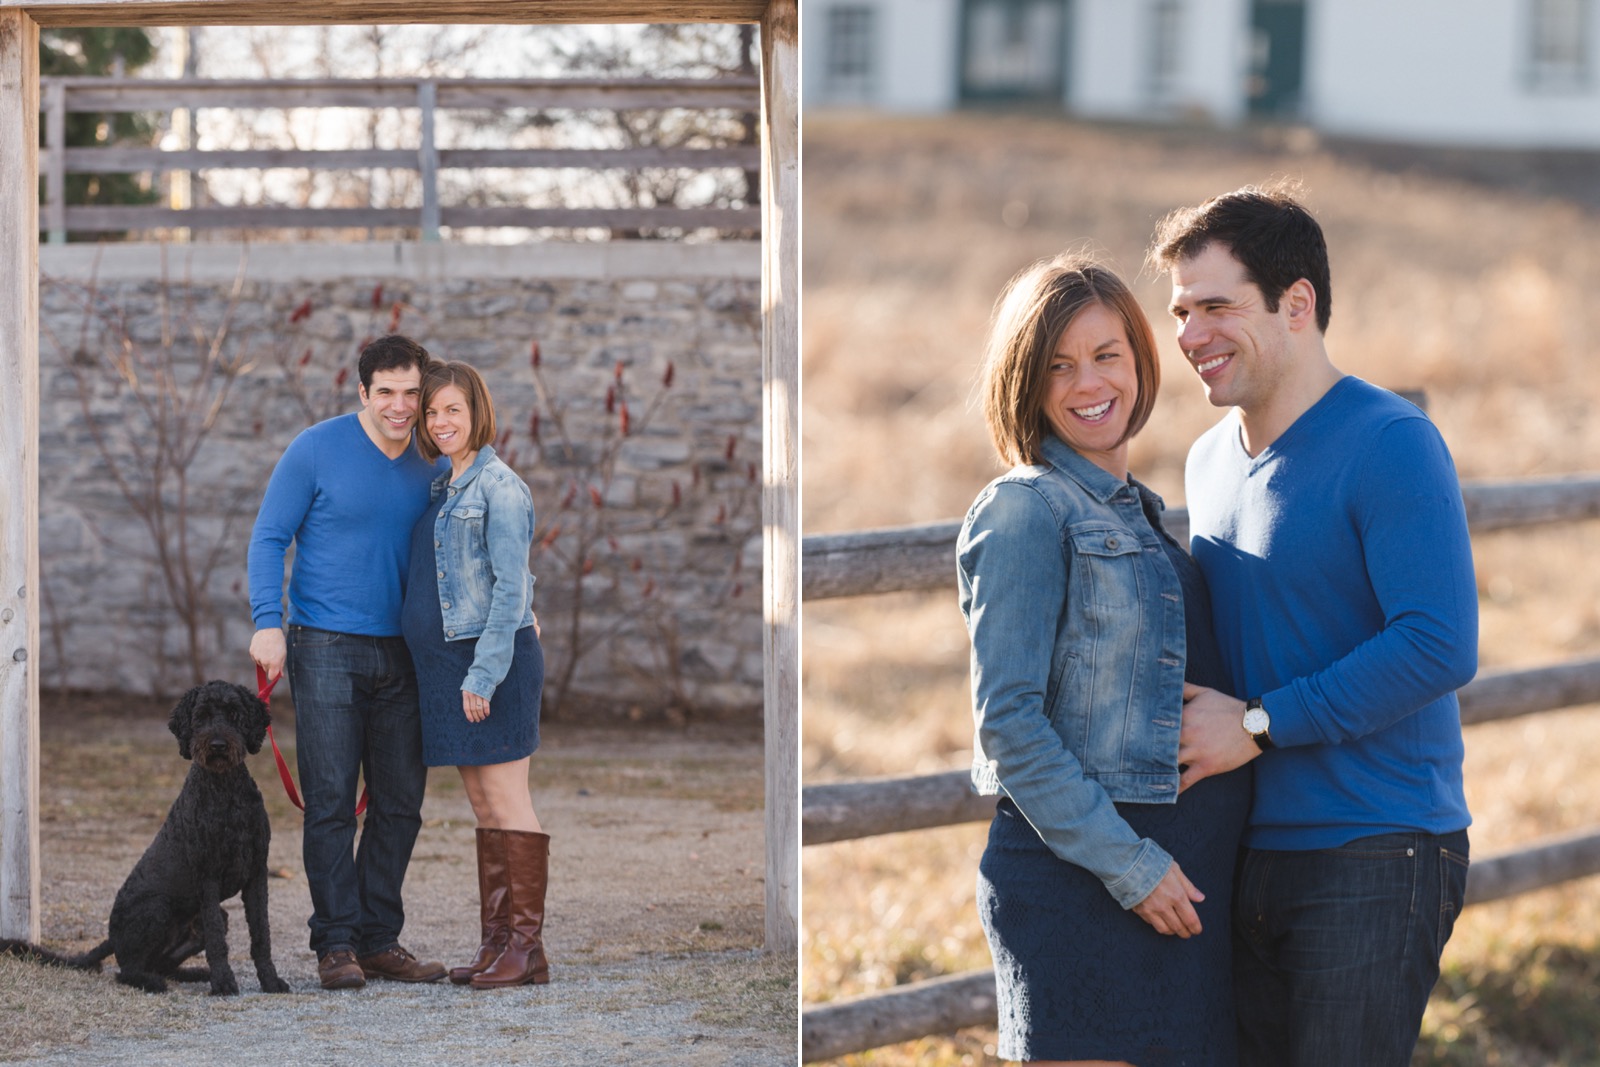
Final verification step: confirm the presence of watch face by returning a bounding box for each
[1243,707,1271,735]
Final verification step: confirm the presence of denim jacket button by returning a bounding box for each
[437,570,445,579]
[447,630,455,637]
[1105,535,1119,550]
[443,602,451,609]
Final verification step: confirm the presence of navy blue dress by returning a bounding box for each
[401,493,541,768]
[977,496,1250,1066]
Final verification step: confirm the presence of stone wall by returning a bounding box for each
[37,241,763,716]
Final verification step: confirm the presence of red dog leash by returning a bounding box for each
[257,665,370,816]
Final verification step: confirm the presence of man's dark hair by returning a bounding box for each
[357,334,431,389]
[1147,183,1332,333]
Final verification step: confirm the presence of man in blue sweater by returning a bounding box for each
[249,335,448,990]
[1148,187,1478,1065]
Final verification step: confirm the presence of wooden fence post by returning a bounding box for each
[760,0,799,955]
[44,78,65,245]
[0,8,42,942]
[418,79,440,241]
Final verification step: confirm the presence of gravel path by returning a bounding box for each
[13,954,794,1067]
[5,700,795,1065]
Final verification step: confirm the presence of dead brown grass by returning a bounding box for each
[801,112,1600,1066]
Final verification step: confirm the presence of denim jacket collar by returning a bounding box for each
[433,443,498,497]
[1037,434,1157,509]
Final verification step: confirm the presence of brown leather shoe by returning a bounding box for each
[358,944,447,983]
[318,949,366,990]
[450,827,510,984]
[470,830,550,989]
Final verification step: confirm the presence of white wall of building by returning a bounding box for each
[1071,0,1250,123]
[802,0,1600,151]
[1310,0,1600,148]
[803,0,962,111]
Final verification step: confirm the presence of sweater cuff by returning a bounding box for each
[1261,684,1320,748]
[253,612,283,631]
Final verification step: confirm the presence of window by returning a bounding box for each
[1147,0,1183,101]
[1528,0,1590,90]
[827,5,877,101]
[960,0,1068,101]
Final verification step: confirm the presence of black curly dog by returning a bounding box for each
[1,681,291,995]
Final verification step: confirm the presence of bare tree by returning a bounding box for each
[41,249,263,688]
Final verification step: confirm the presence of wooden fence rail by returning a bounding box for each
[40,75,761,241]
[800,474,1600,1062]
[801,657,1600,846]
[802,474,1600,601]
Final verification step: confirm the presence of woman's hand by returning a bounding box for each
[462,689,491,723]
[1130,861,1205,938]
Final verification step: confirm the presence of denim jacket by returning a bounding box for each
[429,445,537,701]
[957,434,1187,909]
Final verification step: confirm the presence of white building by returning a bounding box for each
[804,0,1600,149]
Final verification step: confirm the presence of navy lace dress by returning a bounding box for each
[976,496,1250,1066]
[401,493,541,768]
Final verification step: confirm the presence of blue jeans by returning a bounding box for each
[286,625,428,958]
[1233,830,1470,1066]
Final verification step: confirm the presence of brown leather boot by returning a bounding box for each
[450,827,510,984]
[470,829,550,988]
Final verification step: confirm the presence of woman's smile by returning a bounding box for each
[425,384,474,461]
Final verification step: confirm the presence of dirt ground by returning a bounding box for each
[1,689,795,1065]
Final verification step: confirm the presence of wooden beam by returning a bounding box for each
[61,145,763,172]
[1464,825,1600,906]
[0,8,41,943]
[11,1,768,26]
[803,520,962,601]
[759,0,798,956]
[60,204,759,231]
[1457,657,1600,726]
[1462,474,1600,531]
[439,206,757,229]
[42,77,63,244]
[418,80,440,240]
[801,970,998,1063]
[803,770,996,846]
[48,75,761,111]
[802,476,1600,601]
[800,657,1600,845]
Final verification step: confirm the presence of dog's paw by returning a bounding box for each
[261,975,292,994]
[208,974,240,997]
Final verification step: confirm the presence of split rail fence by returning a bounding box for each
[800,472,1600,1062]
[39,75,760,241]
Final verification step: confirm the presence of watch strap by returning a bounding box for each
[1245,697,1275,751]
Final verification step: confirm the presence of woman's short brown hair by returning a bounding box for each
[980,254,1161,468]
[416,360,498,462]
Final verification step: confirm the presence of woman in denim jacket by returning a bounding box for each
[959,256,1248,1065]
[401,361,550,990]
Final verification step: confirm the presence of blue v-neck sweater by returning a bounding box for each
[1185,376,1477,850]
[249,413,440,636]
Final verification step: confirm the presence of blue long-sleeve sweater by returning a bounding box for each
[248,413,440,636]
[1185,376,1477,850]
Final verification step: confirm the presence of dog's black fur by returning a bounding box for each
[0,681,291,995]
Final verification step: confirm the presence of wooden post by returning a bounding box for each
[759,0,798,955]
[44,78,65,244]
[0,8,42,942]
[418,79,440,241]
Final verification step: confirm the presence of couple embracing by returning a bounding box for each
[248,336,549,992]
[958,187,1477,1066]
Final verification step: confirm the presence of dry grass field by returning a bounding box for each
[801,111,1600,1066]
